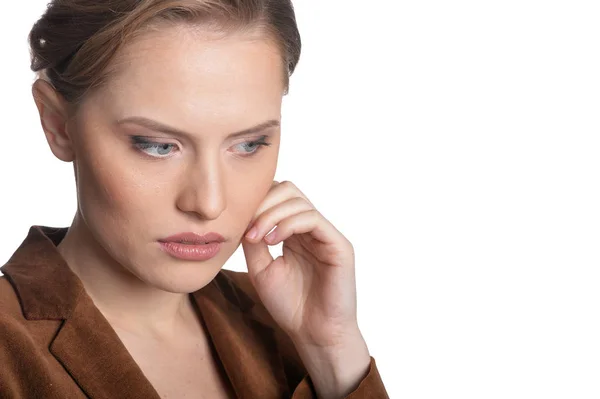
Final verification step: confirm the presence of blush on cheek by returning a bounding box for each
[77,153,137,216]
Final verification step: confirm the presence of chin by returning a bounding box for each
[141,263,222,294]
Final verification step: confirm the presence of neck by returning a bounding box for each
[56,213,197,341]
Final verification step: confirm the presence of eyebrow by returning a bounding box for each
[115,116,280,140]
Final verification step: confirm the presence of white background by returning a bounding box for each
[1,1,600,397]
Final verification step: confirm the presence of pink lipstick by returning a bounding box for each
[158,232,225,261]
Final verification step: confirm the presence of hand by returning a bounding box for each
[241,180,362,348]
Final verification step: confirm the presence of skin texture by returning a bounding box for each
[32,24,284,338]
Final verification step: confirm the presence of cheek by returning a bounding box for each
[75,133,152,217]
[78,161,143,218]
[227,165,277,226]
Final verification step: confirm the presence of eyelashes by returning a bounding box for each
[131,137,175,157]
[129,135,272,159]
[236,136,272,156]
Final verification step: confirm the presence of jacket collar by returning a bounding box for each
[2,226,82,320]
[1,225,291,398]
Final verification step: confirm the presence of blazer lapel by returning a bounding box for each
[50,292,162,399]
[3,226,162,399]
[3,225,292,398]
[192,273,291,399]
[51,274,293,399]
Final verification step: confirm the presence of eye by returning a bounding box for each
[232,136,272,157]
[130,136,176,158]
[129,135,272,159]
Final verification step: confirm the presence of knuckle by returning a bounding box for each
[280,180,296,190]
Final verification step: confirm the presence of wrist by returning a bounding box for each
[293,334,371,399]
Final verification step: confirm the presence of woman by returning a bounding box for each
[0,0,388,398]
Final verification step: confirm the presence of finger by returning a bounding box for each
[264,209,349,251]
[241,232,275,282]
[245,197,314,243]
[251,181,314,224]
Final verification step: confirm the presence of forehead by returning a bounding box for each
[90,24,285,118]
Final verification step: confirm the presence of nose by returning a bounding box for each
[175,156,226,220]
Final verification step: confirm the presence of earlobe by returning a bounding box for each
[32,79,75,162]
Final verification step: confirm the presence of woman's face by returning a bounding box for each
[63,25,284,292]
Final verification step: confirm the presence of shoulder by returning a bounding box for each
[0,276,27,330]
[0,277,44,350]
[0,277,40,383]
[0,276,60,355]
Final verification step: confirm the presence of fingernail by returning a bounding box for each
[246,227,258,240]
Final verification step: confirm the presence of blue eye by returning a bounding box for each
[233,136,272,157]
[133,140,175,157]
[130,136,271,158]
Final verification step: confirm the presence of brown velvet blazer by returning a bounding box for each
[0,226,389,398]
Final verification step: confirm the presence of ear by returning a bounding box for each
[32,79,75,162]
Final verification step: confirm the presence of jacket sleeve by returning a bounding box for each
[290,356,389,398]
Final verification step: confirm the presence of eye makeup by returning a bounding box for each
[129,135,272,158]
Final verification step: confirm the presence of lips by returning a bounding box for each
[158,232,225,244]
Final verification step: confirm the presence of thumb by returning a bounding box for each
[241,235,274,284]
